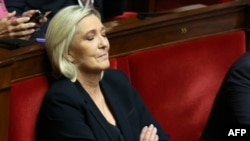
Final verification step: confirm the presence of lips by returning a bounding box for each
[98,53,109,59]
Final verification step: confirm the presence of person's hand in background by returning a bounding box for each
[0,10,48,39]
[22,10,48,25]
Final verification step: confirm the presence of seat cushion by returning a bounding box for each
[8,75,49,141]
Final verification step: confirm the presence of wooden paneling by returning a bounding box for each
[106,1,250,56]
[0,53,12,141]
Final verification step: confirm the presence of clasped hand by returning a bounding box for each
[140,124,159,141]
[0,10,47,39]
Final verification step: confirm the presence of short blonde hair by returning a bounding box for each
[45,5,101,82]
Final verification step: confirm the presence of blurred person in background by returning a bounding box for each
[5,0,127,38]
[0,0,47,39]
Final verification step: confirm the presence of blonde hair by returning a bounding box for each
[45,5,101,82]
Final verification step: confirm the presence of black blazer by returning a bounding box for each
[200,51,250,141]
[36,69,170,141]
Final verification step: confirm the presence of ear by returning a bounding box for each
[63,53,74,62]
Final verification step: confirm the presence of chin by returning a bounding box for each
[101,61,110,70]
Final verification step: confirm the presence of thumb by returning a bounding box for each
[6,11,16,19]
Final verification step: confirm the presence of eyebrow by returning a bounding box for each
[85,26,106,35]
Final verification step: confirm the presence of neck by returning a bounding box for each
[76,70,103,96]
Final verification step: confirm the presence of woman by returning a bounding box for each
[36,5,170,141]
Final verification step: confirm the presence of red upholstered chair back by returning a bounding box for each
[8,75,49,141]
[110,31,246,141]
[111,11,138,21]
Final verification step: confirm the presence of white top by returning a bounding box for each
[78,0,94,7]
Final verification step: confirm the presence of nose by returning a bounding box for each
[98,35,109,49]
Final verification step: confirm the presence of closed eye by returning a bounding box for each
[86,36,94,41]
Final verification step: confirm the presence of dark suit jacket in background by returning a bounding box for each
[5,0,126,20]
[200,51,250,141]
[5,0,126,37]
[36,69,170,141]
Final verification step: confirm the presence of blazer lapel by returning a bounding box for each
[100,80,134,141]
[74,81,115,140]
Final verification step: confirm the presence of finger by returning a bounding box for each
[144,124,154,139]
[10,19,19,26]
[9,22,36,33]
[39,16,48,23]
[22,9,40,17]
[140,125,155,141]
[148,126,158,141]
[9,29,35,39]
[154,134,159,141]
[143,124,159,141]
[140,126,148,141]
[7,11,16,18]
[1,11,16,22]
[11,17,31,26]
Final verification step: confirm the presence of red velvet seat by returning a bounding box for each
[8,75,49,141]
[110,31,246,141]
[107,11,138,21]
